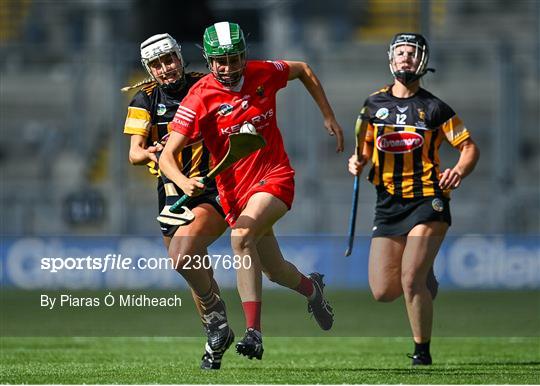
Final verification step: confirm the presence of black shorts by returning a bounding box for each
[157,178,225,237]
[372,188,451,237]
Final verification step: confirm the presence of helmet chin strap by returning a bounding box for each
[394,68,435,85]
[160,75,186,92]
[156,66,186,92]
[214,71,243,87]
[394,70,423,85]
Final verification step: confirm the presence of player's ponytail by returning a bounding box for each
[120,77,154,92]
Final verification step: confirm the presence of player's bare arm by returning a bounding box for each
[128,134,163,165]
[439,138,480,189]
[159,131,205,197]
[285,60,344,152]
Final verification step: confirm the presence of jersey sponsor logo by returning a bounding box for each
[172,118,191,127]
[219,108,274,135]
[375,107,389,120]
[217,103,234,116]
[376,131,424,153]
[157,103,167,116]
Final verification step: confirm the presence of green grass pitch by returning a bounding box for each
[1,290,539,383]
[2,337,539,383]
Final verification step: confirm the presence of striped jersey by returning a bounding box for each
[361,86,470,198]
[123,72,211,178]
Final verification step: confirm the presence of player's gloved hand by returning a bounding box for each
[348,154,368,176]
[181,177,206,197]
[438,168,462,189]
[324,116,344,153]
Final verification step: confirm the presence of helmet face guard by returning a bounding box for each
[203,22,247,87]
[140,33,185,91]
[205,51,246,87]
[388,33,430,85]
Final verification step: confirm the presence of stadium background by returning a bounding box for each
[1,1,539,383]
[1,0,538,289]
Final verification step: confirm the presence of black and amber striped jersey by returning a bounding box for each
[123,72,211,178]
[361,86,470,198]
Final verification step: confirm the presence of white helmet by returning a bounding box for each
[140,33,185,89]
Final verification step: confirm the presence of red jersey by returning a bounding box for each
[170,60,295,225]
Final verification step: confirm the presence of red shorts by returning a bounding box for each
[221,171,295,227]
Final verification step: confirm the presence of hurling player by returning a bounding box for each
[348,33,479,365]
[161,22,343,360]
[123,33,233,370]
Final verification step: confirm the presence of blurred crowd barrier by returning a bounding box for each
[2,234,539,289]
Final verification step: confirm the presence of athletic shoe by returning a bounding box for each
[307,272,334,330]
[407,352,432,365]
[200,333,234,370]
[200,298,234,370]
[235,328,264,360]
[426,266,439,300]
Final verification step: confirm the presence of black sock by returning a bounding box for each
[414,340,431,355]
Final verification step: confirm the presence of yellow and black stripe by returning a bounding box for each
[124,106,151,137]
[363,87,470,198]
[123,72,209,178]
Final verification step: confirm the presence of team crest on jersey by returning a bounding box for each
[432,198,444,212]
[376,131,424,153]
[375,107,389,120]
[256,85,264,97]
[157,104,167,116]
[217,103,234,116]
[417,108,426,121]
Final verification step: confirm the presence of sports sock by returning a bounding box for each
[414,340,431,355]
[198,288,220,314]
[294,274,315,300]
[242,301,261,331]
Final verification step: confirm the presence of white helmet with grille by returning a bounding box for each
[140,33,184,88]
